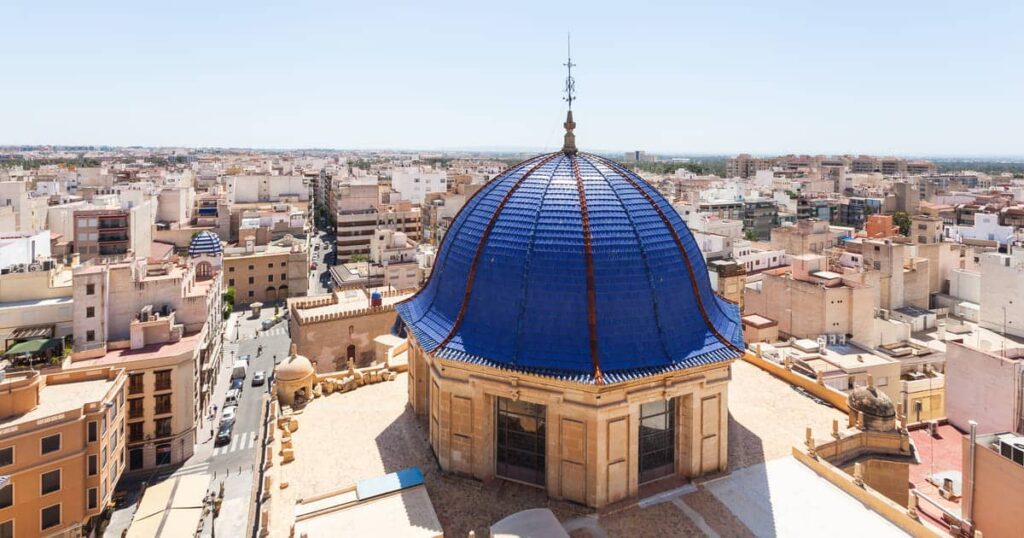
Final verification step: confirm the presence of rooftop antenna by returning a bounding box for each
[561,33,578,155]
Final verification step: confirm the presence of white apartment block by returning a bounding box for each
[230,175,309,203]
[945,212,1017,246]
[978,247,1024,338]
[390,167,447,205]
[732,240,786,273]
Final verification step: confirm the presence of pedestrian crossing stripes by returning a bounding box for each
[212,431,258,456]
[173,461,210,476]
[260,325,289,337]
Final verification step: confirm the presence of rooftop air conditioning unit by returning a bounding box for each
[28,263,41,272]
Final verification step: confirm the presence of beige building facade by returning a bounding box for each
[406,340,731,508]
[0,266,73,354]
[223,240,308,306]
[288,289,413,373]
[0,367,126,538]
[69,254,223,472]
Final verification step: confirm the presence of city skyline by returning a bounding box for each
[4,1,1024,155]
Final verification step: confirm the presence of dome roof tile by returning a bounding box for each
[396,152,744,384]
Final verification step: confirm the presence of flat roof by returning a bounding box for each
[293,485,442,538]
[72,331,200,368]
[741,314,777,328]
[909,424,964,524]
[703,457,908,537]
[126,474,208,538]
[0,376,115,428]
[0,296,73,310]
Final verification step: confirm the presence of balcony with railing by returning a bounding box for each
[154,400,172,415]
[98,218,128,230]
[154,422,173,439]
[127,400,144,419]
[154,374,172,392]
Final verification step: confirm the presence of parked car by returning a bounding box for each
[252,370,266,387]
[216,423,234,446]
[238,354,252,363]
[221,406,237,425]
[224,388,240,407]
[230,378,244,393]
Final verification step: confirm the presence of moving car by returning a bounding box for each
[221,406,237,425]
[216,423,233,446]
[238,354,252,363]
[252,370,266,386]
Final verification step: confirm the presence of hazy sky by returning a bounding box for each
[3,1,1023,156]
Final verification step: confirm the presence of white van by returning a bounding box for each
[224,389,240,407]
[231,361,247,380]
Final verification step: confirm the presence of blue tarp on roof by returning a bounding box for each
[397,152,744,384]
[355,467,424,500]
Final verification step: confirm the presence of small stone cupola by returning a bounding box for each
[848,375,897,432]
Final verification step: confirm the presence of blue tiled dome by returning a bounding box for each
[188,230,222,257]
[396,152,744,384]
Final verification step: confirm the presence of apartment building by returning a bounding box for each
[945,340,1024,435]
[725,154,774,179]
[832,197,883,230]
[945,212,1017,247]
[336,204,421,263]
[389,167,447,205]
[0,230,51,270]
[73,205,153,262]
[230,175,308,203]
[0,262,73,354]
[223,235,308,306]
[742,199,779,240]
[0,367,126,538]
[69,255,223,472]
[770,218,839,256]
[744,254,875,340]
[978,247,1024,339]
[857,238,930,311]
[367,228,422,291]
[967,431,1024,538]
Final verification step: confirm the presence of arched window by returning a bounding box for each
[195,261,213,279]
[347,344,356,361]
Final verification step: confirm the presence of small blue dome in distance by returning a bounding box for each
[396,152,744,385]
[189,231,223,257]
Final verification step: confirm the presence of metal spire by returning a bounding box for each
[563,33,576,110]
[561,33,578,155]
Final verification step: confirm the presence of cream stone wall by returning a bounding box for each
[408,338,732,508]
[290,308,398,373]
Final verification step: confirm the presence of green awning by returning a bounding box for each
[4,338,62,356]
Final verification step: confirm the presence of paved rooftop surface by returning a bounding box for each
[0,376,114,427]
[267,358,862,537]
[909,424,964,524]
[71,331,200,367]
[728,359,848,469]
[702,457,907,537]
